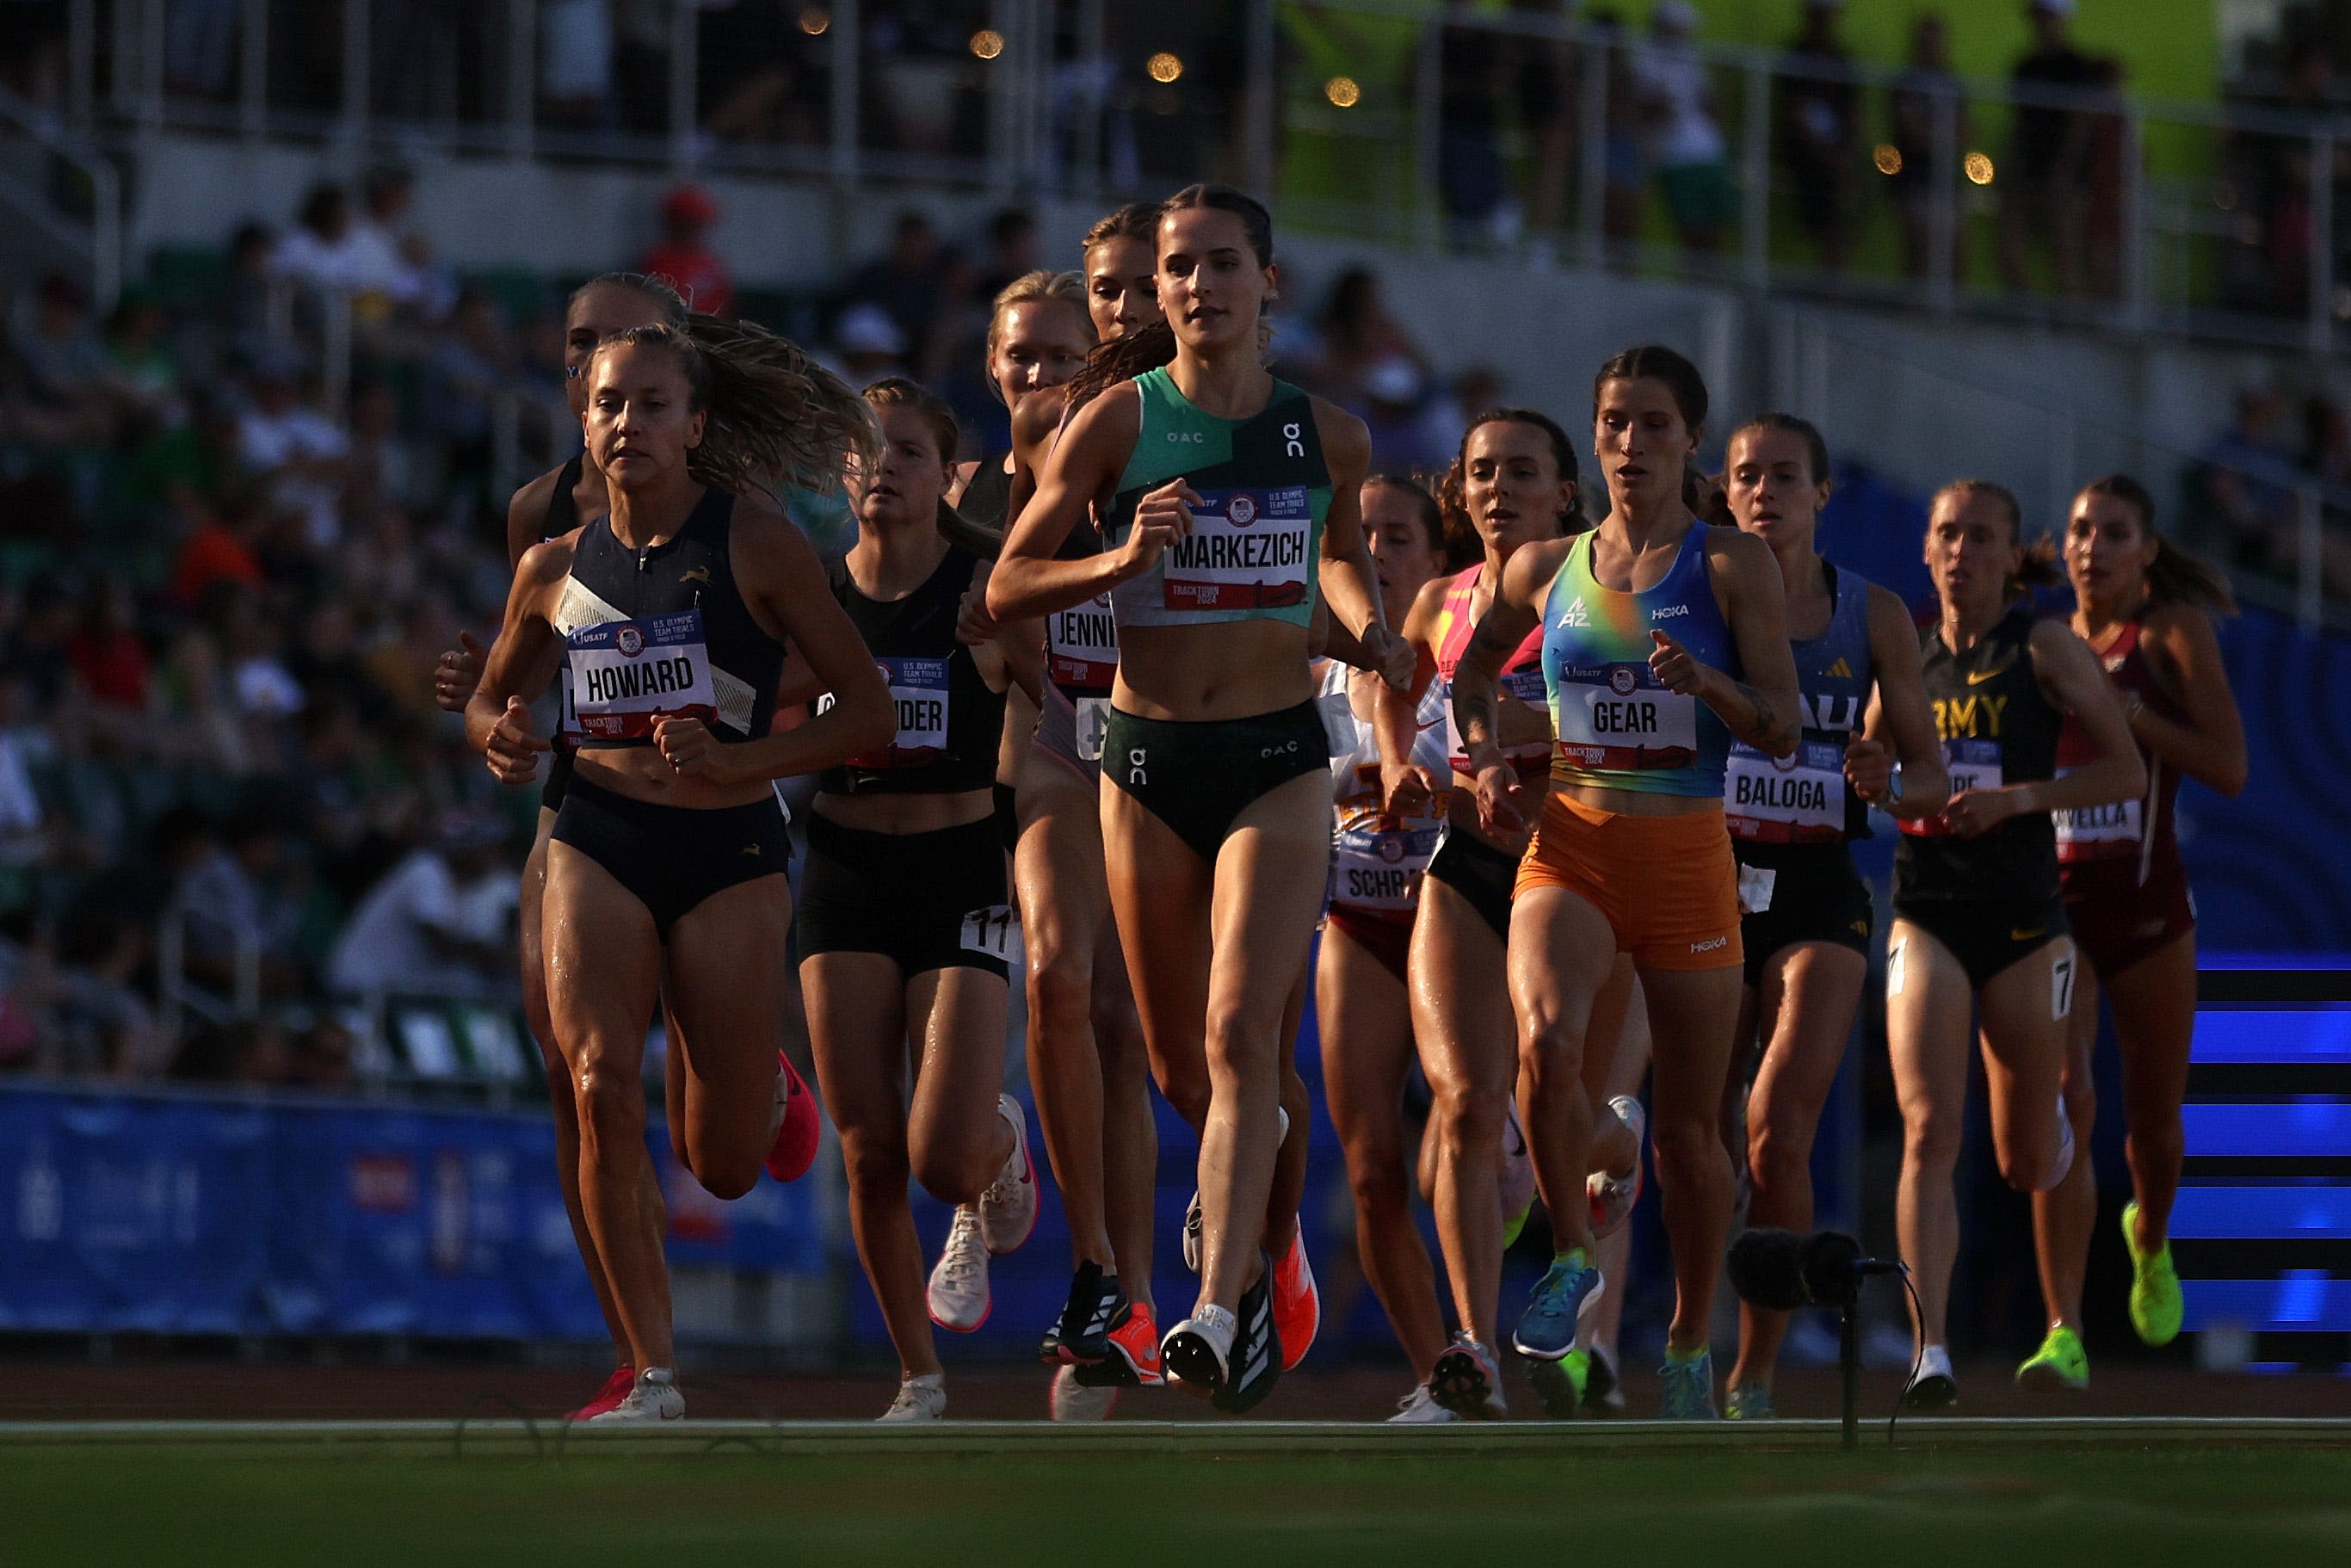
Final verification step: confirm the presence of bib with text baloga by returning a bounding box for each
[1046,592,1120,695]
[830,655,952,768]
[1725,738,1847,844]
[569,611,717,740]
[1552,661,1699,773]
[1331,820,1444,915]
[1160,485,1314,613]
[1901,738,2004,837]
[2052,764,2144,861]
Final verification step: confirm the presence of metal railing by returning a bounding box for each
[0,84,122,312]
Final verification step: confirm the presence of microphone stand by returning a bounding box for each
[1841,1298,1860,1453]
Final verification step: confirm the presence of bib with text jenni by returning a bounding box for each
[1901,737,2003,837]
[1159,485,1313,613]
[1552,662,1699,773]
[568,612,716,739]
[2052,765,2144,861]
[1725,738,1846,844]
[1046,592,1119,694]
[833,655,950,769]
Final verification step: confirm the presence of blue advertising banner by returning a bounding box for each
[0,1084,824,1339]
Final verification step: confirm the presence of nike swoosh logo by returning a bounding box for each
[1966,664,2013,685]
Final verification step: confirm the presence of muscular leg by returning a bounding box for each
[1584,955,1644,1181]
[1978,937,2077,1196]
[1886,921,1976,1352]
[904,966,1015,1207]
[1320,922,1446,1380]
[1508,887,1620,1259]
[1583,1008,1652,1364]
[1103,773,1217,1141]
[804,952,934,1380]
[1092,923,1158,1312]
[2032,956,2101,1335]
[1412,880,1516,1349]
[2107,930,2197,1253]
[1729,942,1867,1392]
[663,875,795,1200]
[543,842,673,1374]
[1633,961,1745,1355]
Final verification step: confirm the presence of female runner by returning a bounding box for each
[799,378,1038,1422]
[2021,475,2243,1389]
[1377,408,1644,1418]
[466,323,891,1422]
[1452,346,1802,1419]
[991,184,1411,1413]
[1317,473,1459,1417]
[1890,478,2144,1409]
[433,274,820,1420]
[1715,414,1949,1418]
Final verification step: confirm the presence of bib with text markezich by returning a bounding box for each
[1726,738,1846,844]
[1160,485,1313,613]
[1443,668,1552,781]
[1900,738,2003,837]
[2052,764,2143,861]
[1046,591,1119,694]
[1552,662,1699,773]
[832,655,951,769]
[568,611,716,739]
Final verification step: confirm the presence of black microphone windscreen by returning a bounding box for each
[1727,1226,1808,1312]
[1800,1231,1866,1309]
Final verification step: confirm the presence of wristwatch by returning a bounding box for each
[1887,765,1905,806]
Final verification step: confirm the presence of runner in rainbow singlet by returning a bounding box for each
[1449,346,1801,1421]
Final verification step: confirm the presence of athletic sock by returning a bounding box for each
[1663,1343,1707,1367]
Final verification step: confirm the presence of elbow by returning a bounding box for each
[2213,756,2249,799]
[984,570,1027,621]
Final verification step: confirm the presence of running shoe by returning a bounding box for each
[1214,1258,1283,1414]
[566,1364,634,1423]
[762,1051,820,1184]
[1500,1100,1537,1248]
[1182,1191,1203,1273]
[1044,1261,1127,1366]
[1272,1222,1319,1371]
[1724,1382,1777,1420]
[1430,1332,1508,1419]
[978,1093,1038,1256]
[1901,1344,1958,1411]
[1388,1385,1459,1423]
[1581,1343,1625,1415]
[1050,1364,1119,1422]
[1528,1351,1589,1419]
[586,1367,683,1424]
[879,1374,946,1423]
[1161,1304,1236,1399]
[1588,1095,1646,1240]
[1077,1299,1165,1388]
[2015,1324,2089,1392]
[1512,1250,1602,1361]
[1658,1348,1719,1420]
[2121,1200,2184,1347]
[927,1206,991,1331]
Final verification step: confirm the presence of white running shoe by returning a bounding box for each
[928,1206,992,1331]
[1588,1095,1647,1239]
[586,1366,684,1424]
[1902,1343,1959,1411]
[1049,1365,1120,1422]
[979,1093,1039,1255]
[1161,1304,1237,1395]
[879,1374,946,1423]
[1387,1384,1459,1423]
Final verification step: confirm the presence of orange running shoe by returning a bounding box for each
[1272,1223,1319,1372]
[1078,1299,1165,1388]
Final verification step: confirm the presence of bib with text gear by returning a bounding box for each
[1551,660,1700,774]
[1725,738,1847,844]
[1158,485,1314,613]
[568,611,717,740]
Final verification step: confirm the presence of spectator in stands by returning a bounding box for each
[641,184,736,318]
[1437,7,1513,248]
[973,208,1046,304]
[269,184,372,295]
[422,288,515,522]
[341,165,430,314]
[1890,13,1966,283]
[1778,0,1859,275]
[1998,0,2100,297]
[170,491,268,608]
[1637,0,1733,257]
[64,577,152,740]
[2200,382,2301,570]
[53,906,166,1079]
[325,812,515,1002]
[1513,1,1578,249]
[10,274,117,445]
[844,211,968,381]
[1310,266,1429,412]
[217,222,281,362]
[235,353,350,548]
[825,301,909,389]
[175,811,301,998]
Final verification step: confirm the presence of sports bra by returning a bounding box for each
[818,542,1007,797]
[1430,561,1550,784]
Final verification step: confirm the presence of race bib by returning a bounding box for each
[2052,765,2143,861]
[1725,738,1846,844]
[568,612,716,740]
[1160,485,1313,613]
[833,656,950,769]
[960,904,1021,966]
[1074,697,1111,763]
[1737,862,1778,916]
[1901,738,2003,837]
[1552,663,1699,772]
[1046,593,1120,693]
[1331,822,1441,913]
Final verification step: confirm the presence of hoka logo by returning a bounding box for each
[1826,657,1853,679]
[1555,597,1590,630]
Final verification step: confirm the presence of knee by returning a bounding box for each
[1747,1116,1813,1190]
[1203,1001,1278,1084]
[1341,1134,1410,1213]
[839,1131,908,1198]
[1651,1112,1725,1182]
[1517,1008,1587,1085]
[1429,1077,1504,1153]
[1899,1102,1963,1173]
[690,1147,762,1202]
[572,1051,645,1157]
[1024,929,1089,1022]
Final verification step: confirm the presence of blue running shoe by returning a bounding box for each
[1511,1252,1603,1361]
[1659,1349,1719,1419]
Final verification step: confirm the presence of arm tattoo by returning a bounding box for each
[1726,679,1799,753]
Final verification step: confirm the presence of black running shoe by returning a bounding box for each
[1042,1261,1127,1367]
[1213,1253,1282,1415]
[1528,1354,1582,1419]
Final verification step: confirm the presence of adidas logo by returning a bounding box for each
[1555,596,1591,629]
[1827,657,1853,679]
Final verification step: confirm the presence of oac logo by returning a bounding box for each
[1608,666,1638,696]
[616,626,645,657]
[1226,492,1258,528]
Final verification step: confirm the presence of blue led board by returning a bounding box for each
[2178,971,2351,1337]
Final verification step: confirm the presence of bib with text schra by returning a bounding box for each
[1725,738,1846,843]
[568,612,717,739]
[1160,486,1313,613]
[1552,662,1700,774]
[1900,737,2004,837]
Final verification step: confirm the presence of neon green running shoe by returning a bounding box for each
[2122,1200,2184,1346]
[2015,1324,2089,1392]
